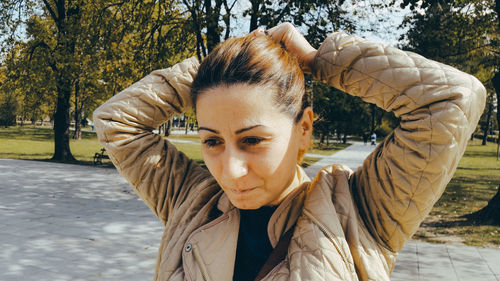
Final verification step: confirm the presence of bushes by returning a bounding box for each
[374,123,393,138]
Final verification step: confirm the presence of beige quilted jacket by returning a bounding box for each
[93,32,486,281]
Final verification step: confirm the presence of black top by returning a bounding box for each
[233,205,278,281]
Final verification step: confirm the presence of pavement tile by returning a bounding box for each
[0,159,163,281]
[477,247,500,278]
[415,243,457,280]
[0,264,63,281]
[446,245,497,280]
[392,241,418,280]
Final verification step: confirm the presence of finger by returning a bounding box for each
[249,28,266,37]
[265,23,291,43]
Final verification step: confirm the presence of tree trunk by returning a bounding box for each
[52,80,75,162]
[164,119,171,137]
[464,185,500,226]
[249,0,262,32]
[482,100,492,145]
[188,5,207,61]
[72,78,82,140]
[50,1,80,162]
[370,104,376,134]
[222,0,234,40]
[204,0,223,52]
[493,72,500,159]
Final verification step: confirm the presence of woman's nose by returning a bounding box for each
[222,148,248,180]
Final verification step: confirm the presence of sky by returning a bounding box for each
[344,0,414,46]
[229,0,414,47]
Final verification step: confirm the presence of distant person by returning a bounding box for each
[363,132,369,145]
[371,132,377,146]
[93,23,485,280]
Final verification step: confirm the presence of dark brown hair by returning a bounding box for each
[191,35,308,123]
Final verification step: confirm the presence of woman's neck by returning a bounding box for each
[267,166,300,206]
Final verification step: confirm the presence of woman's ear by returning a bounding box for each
[298,106,314,149]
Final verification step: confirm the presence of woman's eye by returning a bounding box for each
[202,138,222,148]
[242,137,263,146]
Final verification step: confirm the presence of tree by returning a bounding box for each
[494,72,500,158]
[312,81,373,144]
[180,0,238,59]
[400,0,499,145]
[0,1,88,161]
[246,0,355,48]
[400,0,500,225]
[465,0,500,226]
[1,0,195,161]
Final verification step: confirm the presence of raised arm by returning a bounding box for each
[93,57,215,225]
[312,32,486,252]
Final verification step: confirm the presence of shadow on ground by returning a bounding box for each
[0,159,163,281]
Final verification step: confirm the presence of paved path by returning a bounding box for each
[0,159,162,281]
[304,141,376,177]
[1,142,499,280]
[305,142,500,281]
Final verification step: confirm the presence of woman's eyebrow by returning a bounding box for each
[235,125,262,135]
[198,127,219,134]
[198,125,262,135]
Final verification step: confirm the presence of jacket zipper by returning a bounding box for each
[302,209,352,270]
[192,245,212,281]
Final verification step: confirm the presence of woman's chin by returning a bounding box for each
[227,189,266,210]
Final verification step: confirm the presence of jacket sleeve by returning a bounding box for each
[93,57,214,225]
[312,32,486,252]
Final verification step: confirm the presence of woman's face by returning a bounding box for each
[196,83,312,210]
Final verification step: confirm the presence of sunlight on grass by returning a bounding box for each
[301,156,321,168]
[0,126,205,163]
[308,142,351,156]
[433,140,500,216]
[415,139,500,247]
[172,142,203,162]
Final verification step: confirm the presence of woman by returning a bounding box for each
[93,23,485,281]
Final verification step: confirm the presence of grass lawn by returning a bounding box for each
[0,126,204,165]
[309,142,351,156]
[414,139,500,247]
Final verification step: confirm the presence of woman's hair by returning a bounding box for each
[191,34,308,123]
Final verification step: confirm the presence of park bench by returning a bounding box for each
[93,148,110,165]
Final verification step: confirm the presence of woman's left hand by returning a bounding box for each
[251,23,317,74]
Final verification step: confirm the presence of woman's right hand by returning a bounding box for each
[252,23,317,74]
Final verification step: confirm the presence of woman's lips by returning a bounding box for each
[230,187,257,195]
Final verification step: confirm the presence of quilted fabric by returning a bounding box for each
[93,32,486,281]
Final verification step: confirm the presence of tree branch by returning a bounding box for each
[42,0,59,21]
[440,43,496,59]
[101,1,125,12]
[272,1,293,26]
[29,41,57,72]
[56,0,66,21]
[486,47,500,56]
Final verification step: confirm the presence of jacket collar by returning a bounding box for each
[216,165,311,245]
